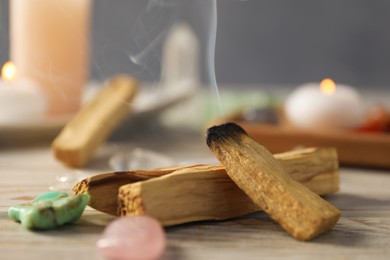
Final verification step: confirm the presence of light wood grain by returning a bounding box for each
[1,132,390,259]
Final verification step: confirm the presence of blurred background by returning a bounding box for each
[1,0,390,89]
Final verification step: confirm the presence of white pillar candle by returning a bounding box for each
[10,0,91,116]
[285,78,363,130]
[0,62,46,124]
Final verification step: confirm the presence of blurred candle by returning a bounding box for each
[10,0,91,116]
[285,78,363,130]
[161,23,200,89]
[0,62,46,124]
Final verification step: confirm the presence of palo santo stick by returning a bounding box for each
[73,165,202,215]
[52,76,138,168]
[206,123,340,241]
[73,147,338,217]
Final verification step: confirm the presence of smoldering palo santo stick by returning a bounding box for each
[206,123,341,241]
[52,75,138,168]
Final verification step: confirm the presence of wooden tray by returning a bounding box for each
[231,120,390,169]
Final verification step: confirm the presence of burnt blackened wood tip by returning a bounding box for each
[206,123,248,147]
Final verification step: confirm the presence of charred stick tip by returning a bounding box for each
[206,123,248,148]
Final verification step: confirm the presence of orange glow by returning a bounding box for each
[1,61,17,82]
[320,78,336,95]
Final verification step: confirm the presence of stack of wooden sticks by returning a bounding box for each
[74,123,341,241]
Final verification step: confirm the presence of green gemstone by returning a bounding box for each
[8,191,89,230]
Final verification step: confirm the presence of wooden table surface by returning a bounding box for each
[1,126,390,260]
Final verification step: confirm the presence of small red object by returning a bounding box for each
[355,105,390,133]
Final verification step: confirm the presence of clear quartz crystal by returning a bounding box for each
[50,148,175,192]
[109,148,175,171]
[49,171,90,192]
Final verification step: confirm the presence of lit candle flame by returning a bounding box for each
[320,78,336,95]
[1,61,17,82]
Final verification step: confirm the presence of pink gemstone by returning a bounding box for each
[97,216,166,260]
